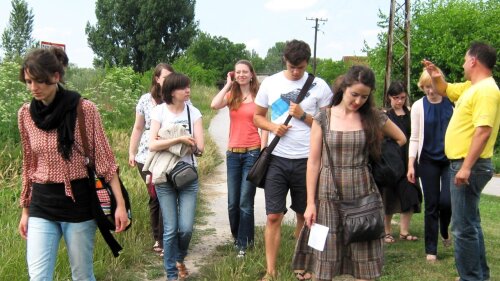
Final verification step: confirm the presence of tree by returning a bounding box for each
[313,58,348,86]
[365,0,499,101]
[263,42,286,74]
[1,0,36,61]
[248,49,266,74]
[184,32,250,80]
[86,0,198,72]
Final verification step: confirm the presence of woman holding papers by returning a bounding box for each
[292,66,406,281]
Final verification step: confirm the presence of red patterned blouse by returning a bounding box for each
[18,99,118,208]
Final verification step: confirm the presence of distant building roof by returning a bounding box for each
[342,56,368,65]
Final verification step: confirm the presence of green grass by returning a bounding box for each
[0,83,222,280]
[195,195,500,281]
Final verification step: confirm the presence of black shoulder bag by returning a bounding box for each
[320,109,384,245]
[77,99,132,257]
[167,104,198,189]
[247,73,315,188]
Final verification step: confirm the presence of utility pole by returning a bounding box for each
[384,0,411,107]
[306,17,327,75]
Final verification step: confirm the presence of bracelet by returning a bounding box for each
[300,112,307,121]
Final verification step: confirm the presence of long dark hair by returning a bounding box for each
[331,65,382,160]
[150,63,174,104]
[227,60,260,110]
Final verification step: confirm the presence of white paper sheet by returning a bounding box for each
[307,223,329,251]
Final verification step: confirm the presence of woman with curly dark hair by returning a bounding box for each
[292,66,406,281]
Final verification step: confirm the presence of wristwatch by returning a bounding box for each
[300,111,307,121]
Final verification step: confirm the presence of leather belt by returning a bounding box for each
[227,145,260,153]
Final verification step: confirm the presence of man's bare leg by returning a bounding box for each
[264,213,284,277]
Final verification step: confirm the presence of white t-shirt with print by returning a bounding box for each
[151,103,202,166]
[255,71,332,159]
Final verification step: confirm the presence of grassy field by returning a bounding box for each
[194,195,500,281]
[0,83,222,280]
[0,61,498,280]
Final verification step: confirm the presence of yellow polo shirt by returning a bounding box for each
[444,77,500,159]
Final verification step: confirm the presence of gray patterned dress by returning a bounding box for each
[292,109,386,280]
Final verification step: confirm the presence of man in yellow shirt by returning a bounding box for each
[423,42,499,281]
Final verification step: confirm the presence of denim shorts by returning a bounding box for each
[264,154,307,215]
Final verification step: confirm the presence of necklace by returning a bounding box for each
[242,94,251,101]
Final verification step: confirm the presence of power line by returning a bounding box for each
[306,17,328,75]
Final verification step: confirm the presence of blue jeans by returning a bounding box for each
[156,179,199,280]
[450,159,493,281]
[419,158,451,255]
[27,217,97,281]
[226,149,259,250]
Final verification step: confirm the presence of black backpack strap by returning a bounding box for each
[267,73,315,152]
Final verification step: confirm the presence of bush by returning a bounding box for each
[173,55,218,86]
[80,66,144,131]
[0,61,31,142]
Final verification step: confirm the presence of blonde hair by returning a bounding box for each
[417,67,444,91]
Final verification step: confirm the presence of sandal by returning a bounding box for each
[384,234,395,243]
[294,270,312,280]
[176,262,189,279]
[399,233,418,241]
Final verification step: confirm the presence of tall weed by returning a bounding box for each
[0,60,221,279]
[0,61,30,142]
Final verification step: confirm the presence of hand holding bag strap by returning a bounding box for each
[320,108,342,200]
[267,73,315,152]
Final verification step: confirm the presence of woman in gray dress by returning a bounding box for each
[292,66,406,281]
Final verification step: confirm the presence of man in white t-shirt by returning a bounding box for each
[253,39,333,280]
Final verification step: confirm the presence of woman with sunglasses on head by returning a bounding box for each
[407,69,453,262]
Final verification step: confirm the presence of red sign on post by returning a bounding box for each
[40,41,66,51]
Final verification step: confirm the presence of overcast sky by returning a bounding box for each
[0,0,390,68]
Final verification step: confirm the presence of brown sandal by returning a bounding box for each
[384,234,395,243]
[294,270,312,280]
[400,233,418,241]
[176,262,189,279]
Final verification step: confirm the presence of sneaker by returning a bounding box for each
[237,250,246,258]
